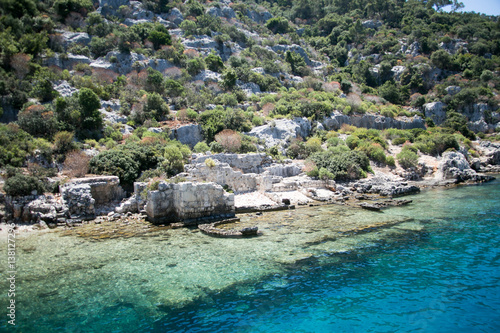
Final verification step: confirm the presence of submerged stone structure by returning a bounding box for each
[144,181,235,224]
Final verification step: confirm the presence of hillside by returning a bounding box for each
[0,0,499,197]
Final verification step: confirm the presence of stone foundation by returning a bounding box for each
[145,181,235,224]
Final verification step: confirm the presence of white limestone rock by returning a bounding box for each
[170,124,203,147]
[53,80,78,97]
[246,118,312,149]
[424,101,447,126]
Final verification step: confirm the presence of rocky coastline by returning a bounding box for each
[1,141,498,238]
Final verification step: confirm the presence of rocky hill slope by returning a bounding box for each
[0,0,499,205]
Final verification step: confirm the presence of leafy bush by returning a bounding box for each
[308,148,370,180]
[89,150,140,185]
[194,141,210,153]
[0,124,34,167]
[17,104,58,138]
[4,174,45,197]
[266,17,290,34]
[204,158,216,168]
[397,147,419,169]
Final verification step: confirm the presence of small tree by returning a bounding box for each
[78,88,102,131]
[206,52,224,73]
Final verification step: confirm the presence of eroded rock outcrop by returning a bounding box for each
[351,176,420,197]
[170,124,203,147]
[323,112,425,131]
[247,117,312,149]
[435,151,494,183]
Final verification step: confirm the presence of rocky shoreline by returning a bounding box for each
[1,144,498,237]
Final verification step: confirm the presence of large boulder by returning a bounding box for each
[435,151,493,183]
[207,6,236,19]
[53,80,78,97]
[193,70,221,83]
[61,32,91,47]
[170,124,203,147]
[424,102,447,126]
[246,10,272,24]
[246,118,312,149]
[351,176,420,197]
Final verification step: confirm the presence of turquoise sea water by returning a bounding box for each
[1,178,500,332]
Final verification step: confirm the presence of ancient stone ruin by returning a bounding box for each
[144,181,235,224]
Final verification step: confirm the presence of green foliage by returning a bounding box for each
[443,112,475,140]
[54,0,93,20]
[0,123,34,167]
[204,158,216,168]
[266,17,290,34]
[148,23,171,50]
[17,104,58,138]
[396,146,419,169]
[53,131,75,155]
[4,174,45,197]
[161,141,191,176]
[144,92,169,121]
[89,149,140,185]
[379,81,400,104]
[285,51,307,76]
[78,88,102,130]
[308,147,370,180]
[186,57,206,76]
[194,141,210,153]
[206,52,224,73]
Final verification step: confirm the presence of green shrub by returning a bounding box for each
[397,147,419,169]
[0,124,35,167]
[4,174,45,197]
[204,158,216,168]
[194,141,209,153]
[209,141,224,153]
[17,104,58,138]
[308,148,370,180]
[386,155,396,167]
[318,167,334,180]
[89,150,140,185]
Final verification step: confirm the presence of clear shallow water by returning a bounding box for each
[1,179,500,332]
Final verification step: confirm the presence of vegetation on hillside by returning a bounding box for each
[0,0,499,194]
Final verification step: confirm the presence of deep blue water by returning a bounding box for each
[145,181,500,333]
[1,178,499,332]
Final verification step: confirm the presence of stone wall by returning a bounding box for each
[60,176,125,218]
[190,153,272,174]
[145,182,234,224]
[184,162,261,193]
[60,176,125,205]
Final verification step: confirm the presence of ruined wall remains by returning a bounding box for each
[145,181,234,224]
